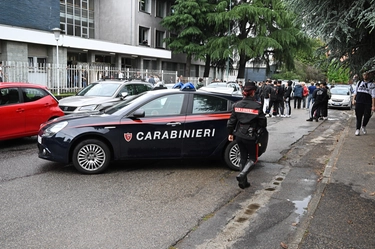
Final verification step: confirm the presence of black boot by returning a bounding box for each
[236,160,254,189]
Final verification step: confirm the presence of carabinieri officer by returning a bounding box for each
[227,81,267,189]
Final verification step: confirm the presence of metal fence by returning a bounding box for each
[0,61,243,95]
[0,61,180,94]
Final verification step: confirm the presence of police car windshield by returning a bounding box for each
[104,92,148,114]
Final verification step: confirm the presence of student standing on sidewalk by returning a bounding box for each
[262,80,272,115]
[352,70,375,136]
[320,82,331,120]
[301,82,309,108]
[307,82,327,122]
[284,80,293,117]
[307,82,316,109]
[293,83,303,109]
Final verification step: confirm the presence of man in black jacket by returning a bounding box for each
[284,80,293,117]
[227,81,268,189]
[307,83,327,122]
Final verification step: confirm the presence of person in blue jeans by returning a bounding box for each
[307,82,316,109]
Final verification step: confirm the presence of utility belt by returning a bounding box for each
[235,123,258,140]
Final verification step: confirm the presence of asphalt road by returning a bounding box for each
[0,108,351,249]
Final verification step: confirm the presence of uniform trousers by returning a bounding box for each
[236,136,256,170]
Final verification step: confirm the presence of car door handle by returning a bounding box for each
[44,103,50,107]
[166,122,181,126]
[16,108,24,113]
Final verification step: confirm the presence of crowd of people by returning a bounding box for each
[235,79,332,122]
[227,70,375,189]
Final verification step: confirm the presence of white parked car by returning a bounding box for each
[199,82,242,96]
[59,79,153,114]
[328,85,353,110]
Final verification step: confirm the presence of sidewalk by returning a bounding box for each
[299,114,375,248]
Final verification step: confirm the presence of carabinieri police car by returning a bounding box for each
[37,83,260,174]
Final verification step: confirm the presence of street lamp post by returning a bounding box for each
[52,28,62,95]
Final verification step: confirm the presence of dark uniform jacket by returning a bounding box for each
[227,96,267,140]
[312,87,327,104]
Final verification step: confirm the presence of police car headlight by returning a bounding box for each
[43,121,68,137]
[79,104,98,111]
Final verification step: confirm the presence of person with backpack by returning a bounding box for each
[352,70,375,136]
[320,82,331,120]
[306,82,327,122]
[268,81,279,117]
[284,80,293,117]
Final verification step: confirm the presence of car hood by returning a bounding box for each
[41,111,111,128]
[59,96,118,106]
[330,94,351,101]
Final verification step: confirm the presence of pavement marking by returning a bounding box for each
[195,169,290,249]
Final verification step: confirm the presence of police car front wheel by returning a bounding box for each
[72,139,111,174]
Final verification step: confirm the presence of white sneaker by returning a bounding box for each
[355,129,360,136]
[361,127,367,135]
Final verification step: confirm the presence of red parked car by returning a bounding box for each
[0,82,64,140]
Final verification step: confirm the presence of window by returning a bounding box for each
[22,88,47,103]
[139,26,150,46]
[156,0,166,17]
[139,0,150,13]
[28,57,47,72]
[140,94,184,116]
[156,30,165,48]
[0,88,20,105]
[60,0,95,38]
[192,95,229,114]
[133,84,153,95]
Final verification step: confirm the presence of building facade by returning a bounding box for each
[0,0,207,83]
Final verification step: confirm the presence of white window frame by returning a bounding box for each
[139,0,150,13]
[139,26,150,46]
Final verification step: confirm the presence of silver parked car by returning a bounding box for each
[59,79,154,114]
[328,85,353,110]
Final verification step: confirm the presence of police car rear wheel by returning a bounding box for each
[72,139,110,174]
[224,141,241,171]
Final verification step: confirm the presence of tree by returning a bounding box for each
[161,0,213,77]
[207,0,309,79]
[284,0,375,76]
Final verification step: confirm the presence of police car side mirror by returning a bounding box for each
[347,92,350,95]
[132,109,145,118]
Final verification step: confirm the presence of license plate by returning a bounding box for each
[37,135,42,144]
